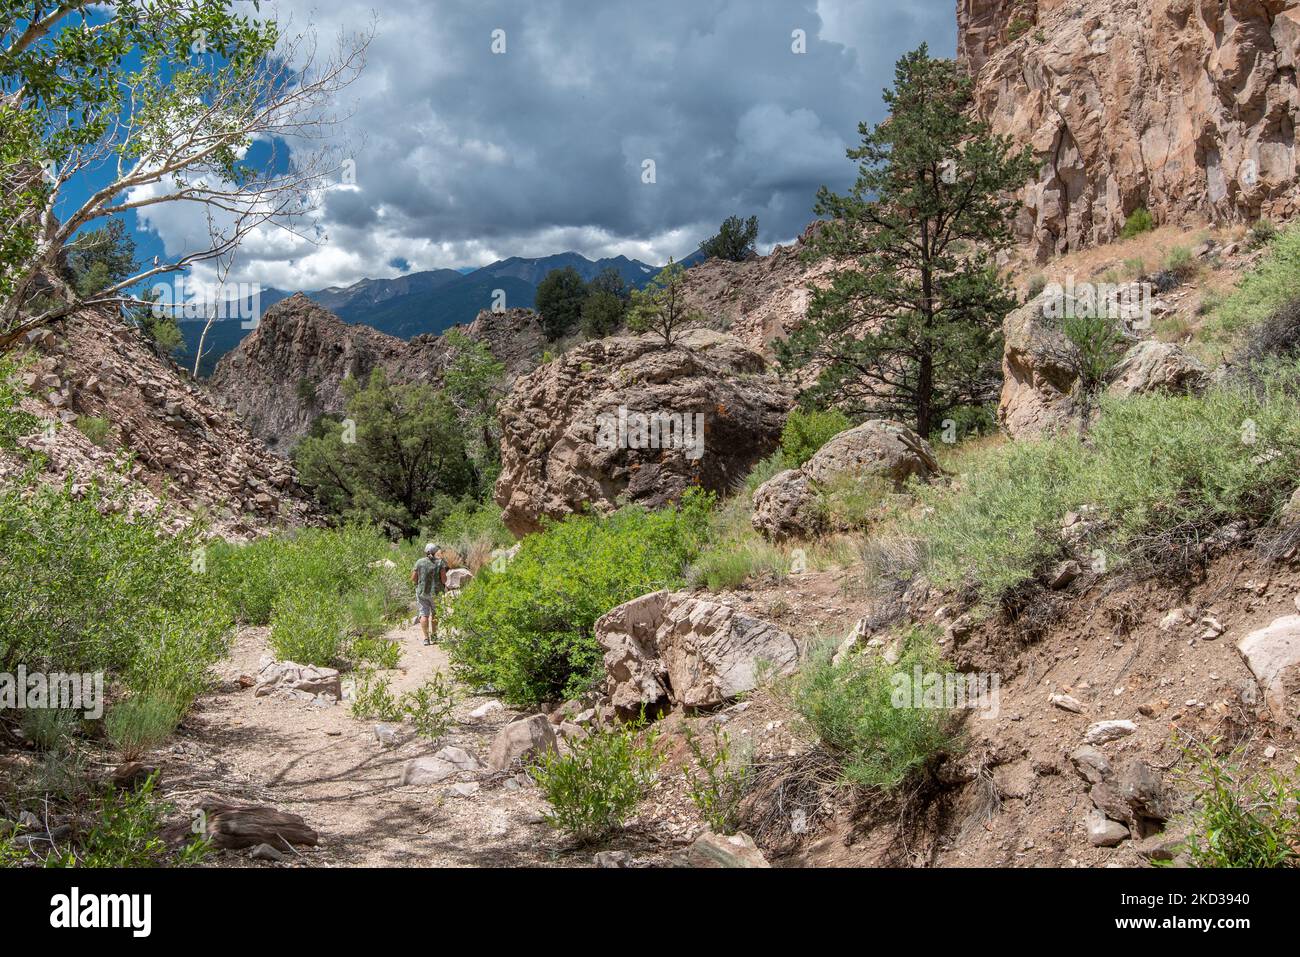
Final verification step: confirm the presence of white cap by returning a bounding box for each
[424,542,438,555]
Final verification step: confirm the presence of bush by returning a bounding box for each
[351,635,402,670]
[1249,219,1278,248]
[75,415,113,448]
[688,536,788,591]
[269,591,347,666]
[1178,746,1299,868]
[0,480,230,717]
[349,669,402,722]
[792,628,962,791]
[532,719,663,844]
[781,407,852,467]
[445,492,710,706]
[1209,225,1300,339]
[1120,207,1155,239]
[684,723,752,834]
[20,709,80,752]
[0,354,39,449]
[400,672,457,741]
[909,366,1300,600]
[429,497,514,571]
[50,775,210,868]
[104,695,183,762]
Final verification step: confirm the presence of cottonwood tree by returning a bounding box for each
[0,1,369,352]
[778,44,1035,436]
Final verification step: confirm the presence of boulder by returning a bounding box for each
[194,803,317,851]
[751,469,824,542]
[446,568,474,590]
[254,659,342,702]
[751,420,940,541]
[400,747,483,786]
[685,831,771,868]
[494,329,793,536]
[1086,808,1130,847]
[488,714,558,771]
[1106,341,1209,399]
[1236,615,1300,718]
[997,295,1081,439]
[1069,745,1111,785]
[596,590,800,714]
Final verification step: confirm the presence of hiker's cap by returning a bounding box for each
[424,542,438,555]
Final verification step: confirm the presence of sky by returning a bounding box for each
[127,0,957,291]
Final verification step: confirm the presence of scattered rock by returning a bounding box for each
[1105,341,1209,399]
[192,804,317,851]
[594,850,633,868]
[1050,693,1086,714]
[469,699,504,720]
[1069,745,1112,785]
[254,659,342,702]
[250,842,286,862]
[1083,720,1137,746]
[685,831,771,868]
[1158,608,1188,631]
[1199,616,1225,640]
[374,723,400,747]
[1047,560,1081,590]
[1236,615,1300,718]
[448,782,480,798]
[488,715,558,771]
[1086,808,1130,847]
[1118,759,1175,824]
[110,762,158,790]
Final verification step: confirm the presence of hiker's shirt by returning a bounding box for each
[414,557,449,600]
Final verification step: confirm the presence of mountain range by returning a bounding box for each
[182,251,680,376]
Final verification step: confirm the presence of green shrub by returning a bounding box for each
[0,354,38,449]
[532,719,663,844]
[1026,273,1047,298]
[818,473,890,531]
[269,591,346,666]
[1209,225,1300,339]
[0,480,230,716]
[1161,245,1198,281]
[349,669,402,721]
[50,775,210,868]
[741,450,788,495]
[684,723,752,834]
[104,695,183,762]
[400,672,457,741]
[792,628,962,791]
[20,708,80,752]
[1249,219,1278,248]
[909,366,1300,600]
[75,415,113,448]
[445,492,710,705]
[351,635,401,670]
[781,408,852,467]
[1120,207,1155,239]
[1178,746,1299,868]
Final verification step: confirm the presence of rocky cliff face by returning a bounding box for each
[209,294,544,455]
[1,309,318,538]
[961,0,1299,260]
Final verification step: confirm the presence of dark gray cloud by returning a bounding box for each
[141,0,957,288]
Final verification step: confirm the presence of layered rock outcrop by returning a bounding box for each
[210,294,544,454]
[961,0,1300,260]
[494,329,792,536]
[2,307,317,536]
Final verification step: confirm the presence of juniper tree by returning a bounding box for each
[778,44,1036,437]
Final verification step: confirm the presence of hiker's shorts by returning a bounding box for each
[417,596,435,617]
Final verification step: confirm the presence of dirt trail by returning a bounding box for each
[170,620,580,867]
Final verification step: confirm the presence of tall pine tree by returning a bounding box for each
[779,45,1036,437]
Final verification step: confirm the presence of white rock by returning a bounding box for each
[1237,615,1300,717]
[469,699,504,720]
[1086,809,1130,847]
[1050,693,1086,714]
[1083,720,1138,745]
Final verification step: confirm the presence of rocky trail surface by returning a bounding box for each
[167,621,676,868]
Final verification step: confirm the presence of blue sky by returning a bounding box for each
[113,0,957,291]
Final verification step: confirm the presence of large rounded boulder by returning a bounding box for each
[751,419,941,542]
[494,330,793,536]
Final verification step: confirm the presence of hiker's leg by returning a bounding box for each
[419,615,429,640]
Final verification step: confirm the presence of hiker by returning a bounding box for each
[412,543,448,646]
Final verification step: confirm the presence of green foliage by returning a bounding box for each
[52,776,209,868]
[742,451,789,495]
[627,259,700,347]
[351,635,402,670]
[700,214,759,262]
[532,718,663,844]
[105,695,183,762]
[1161,245,1198,282]
[581,290,626,339]
[684,723,752,834]
[75,415,113,449]
[20,708,81,752]
[441,330,506,484]
[293,369,478,535]
[1249,219,1279,248]
[778,45,1035,435]
[1061,312,1126,402]
[269,591,347,667]
[66,221,137,298]
[431,497,514,559]
[792,628,962,790]
[446,492,711,705]
[1209,225,1300,340]
[0,480,229,716]
[535,266,588,340]
[349,669,403,722]
[1178,745,1299,868]
[1120,207,1155,239]
[689,535,788,591]
[909,364,1300,601]
[780,407,852,467]
[400,672,458,741]
[0,353,38,449]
